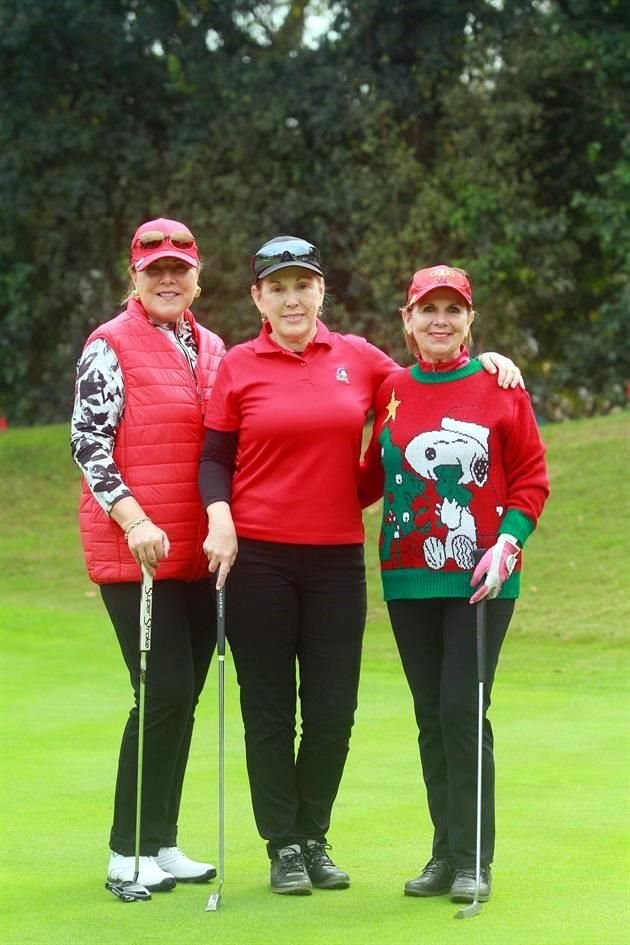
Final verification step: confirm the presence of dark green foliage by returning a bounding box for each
[1,0,628,423]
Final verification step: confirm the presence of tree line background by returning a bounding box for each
[1,0,628,425]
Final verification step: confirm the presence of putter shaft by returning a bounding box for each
[454,576,486,920]
[206,587,226,912]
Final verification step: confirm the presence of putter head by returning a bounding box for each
[454,901,482,919]
[106,880,152,903]
[205,891,221,911]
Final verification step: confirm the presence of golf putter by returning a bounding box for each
[106,568,153,903]
[205,585,226,911]
[455,549,487,920]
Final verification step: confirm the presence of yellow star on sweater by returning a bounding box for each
[385,389,401,422]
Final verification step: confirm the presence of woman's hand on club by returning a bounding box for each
[127,520,170,577]
[470,535,520,603]
[203,502,238,589]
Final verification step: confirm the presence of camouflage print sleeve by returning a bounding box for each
[70,338,132,514]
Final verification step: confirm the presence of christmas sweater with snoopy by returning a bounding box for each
[360,354,549,600]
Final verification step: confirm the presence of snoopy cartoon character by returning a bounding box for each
[404,417,490,570]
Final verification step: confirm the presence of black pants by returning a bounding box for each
[387,597,514,868]
[101,578,216,856]
[225,538,366,855]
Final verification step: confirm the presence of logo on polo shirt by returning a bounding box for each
[336,367,350,384]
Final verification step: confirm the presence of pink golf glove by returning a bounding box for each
[470,535,520,603]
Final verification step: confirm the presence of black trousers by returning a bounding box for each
[387,597,514,868]
[225,538,366,855]
[101,578,216,856]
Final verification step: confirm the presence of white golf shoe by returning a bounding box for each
[156,846,216,883]
[107,852,176,891]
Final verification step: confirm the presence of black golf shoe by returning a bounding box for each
[303,841,350,889]
[270,844,313,895]
[449,866,492,902]
[404,856,453,897]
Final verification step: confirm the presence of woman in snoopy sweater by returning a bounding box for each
[361,265,549,905]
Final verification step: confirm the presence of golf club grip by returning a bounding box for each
[472,549,487,685]
[216,586,226,657]
[140,569,153,653]
[476,599,487,685]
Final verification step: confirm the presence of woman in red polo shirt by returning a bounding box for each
[198,236,522,896]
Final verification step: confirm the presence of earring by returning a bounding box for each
[131,289,140,300]
[194,285,201,299]
[260,313,267,323]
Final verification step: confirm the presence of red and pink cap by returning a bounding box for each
[407,265,473,307]
[130,218,200,272]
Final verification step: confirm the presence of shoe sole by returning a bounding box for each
[271,884,313,895]
[404,886,450,897]
[311,877,350,890]
[450,891,491,903]
[164,868,217,883]
[108,876,176,892]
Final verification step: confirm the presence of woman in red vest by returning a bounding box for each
[197,236,524,896]
[71,218,225,895]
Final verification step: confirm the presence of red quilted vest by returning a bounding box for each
[78,299,225,584]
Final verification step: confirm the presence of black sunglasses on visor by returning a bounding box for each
[251,236,323,281]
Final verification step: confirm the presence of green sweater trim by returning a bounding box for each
[409,359,484,384]
[382,568,521,601]
[501,509,536,547]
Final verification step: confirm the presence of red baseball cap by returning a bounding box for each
[130,218,200,272]
[407,265,473,307]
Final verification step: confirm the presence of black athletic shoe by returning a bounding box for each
[303,841,350,889]
[404,857,453,897]
[449,866,492,903]
[270,844,313,895]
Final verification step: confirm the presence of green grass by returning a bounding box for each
[1,414,629,945]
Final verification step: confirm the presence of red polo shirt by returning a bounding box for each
[204,320,398,544]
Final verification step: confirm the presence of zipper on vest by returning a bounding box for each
[174,331,202,404]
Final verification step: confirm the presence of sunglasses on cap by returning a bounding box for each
[132,229,197,251]
[251,237,323,281]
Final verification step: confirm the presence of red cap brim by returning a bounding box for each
[133,248,199,272]
[408,282,472,307]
